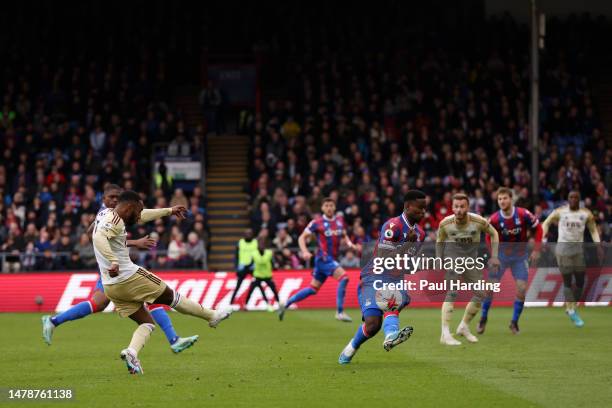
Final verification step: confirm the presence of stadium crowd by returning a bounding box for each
[248,14,612,268]
[0,4,209,272]
[0,5,610,272]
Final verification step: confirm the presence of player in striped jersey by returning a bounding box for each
[541,191,601,327]
[278,198,355,322]
[42,184,198,354]
[338,190,426,364]
[92,190,232,374]
[436,193,500,346]
[479,187,542,334]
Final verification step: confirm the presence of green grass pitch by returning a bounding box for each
[1,308,611,408]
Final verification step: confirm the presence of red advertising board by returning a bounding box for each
[0,268,610,313]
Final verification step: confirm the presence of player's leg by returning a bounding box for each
[339,284,383,364]
[381,292,414,351]
[153,284,232,327]
[456,269,484,343]
[558,254,585,327]
[479,263,507,334]
[570,271,586,327]
[121,305,156,375]
[42,279,110,345]
[278,268,324,321]
[147,304,199,353]
[507,259,529,333]
[332,265,352,322]
[441,270,461,345]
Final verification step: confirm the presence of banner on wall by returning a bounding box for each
[0,268,610,313]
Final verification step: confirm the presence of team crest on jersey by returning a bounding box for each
[384,229,394,239]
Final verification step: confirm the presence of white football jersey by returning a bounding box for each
[553,206,594,243]
[92,210,139,285]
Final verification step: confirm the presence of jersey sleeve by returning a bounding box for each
[306,219,318,233]
[523,209,540,229]
[380,219,402,244]
[97,213,122,238]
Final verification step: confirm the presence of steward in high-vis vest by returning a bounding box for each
[230,229,258,305]
[244,238,280,311]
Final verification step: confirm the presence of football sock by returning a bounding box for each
[171,292,215,321]
[382,314,400,337]
[462,301,481,324]
[50,301,95,326]
[128,323,155,355]
[512,299,524,322]
[286,287,316,307]
[563,286,575,312]
[149,306,179,345]
[336,277,349,313]
[481,297,492,319]
[441,302,454,335]
[350,324,372,349]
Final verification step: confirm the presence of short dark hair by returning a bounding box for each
[118,190,142,204]
[404,190,426,203]
[104,184,122,194]
[322,197,336,205]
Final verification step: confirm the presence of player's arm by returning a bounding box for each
[541,209,560,240]
[139,206,187,223]
[342,230,355,249]
[127,235,157,250]
[484,221,500,268]
[586,211,601,243]
[298,225,314,261]
[92,222,120,277]
[435,223,447,258]
[86,221,95,239]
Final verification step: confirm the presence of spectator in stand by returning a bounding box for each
[186,232,207,269]
[74,233,96,268]
[339,249,360,269]
[199,80,223,135]
[167,231,187,267]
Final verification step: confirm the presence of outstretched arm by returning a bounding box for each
[139,206,187,223]
[541,209,560,240]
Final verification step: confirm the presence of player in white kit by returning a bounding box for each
[541,191,601,327]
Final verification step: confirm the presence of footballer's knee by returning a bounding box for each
[364,316,382,336]
[91,291,110,312]
[516,281,527,301]
[153,286,175,306]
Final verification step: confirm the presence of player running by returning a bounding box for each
[479,187,542,334]
[437,193,500,346]
[91,190,232,374]
[42,184,198,354]
[541,190,601,328]
[278,198,355,322]
[338,190,426,364]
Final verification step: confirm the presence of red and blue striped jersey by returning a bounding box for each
[489,207,541,258]
[360,213,426,282]
[307,215,346,260]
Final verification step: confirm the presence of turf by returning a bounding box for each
[1,307,611,408]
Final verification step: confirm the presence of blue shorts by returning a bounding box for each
[489,257,529,281]
[312,257,341,283]
[358,281,410,318]
[94,276,105,293]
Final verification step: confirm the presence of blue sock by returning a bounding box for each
[350,324,372,349]
[150,307,179,345]
[482,297,492,319]
[336,278,349,313]
[512,300,524,322]
[51,301,93,326]
[286,287,316,307]
[382,314,400,337]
